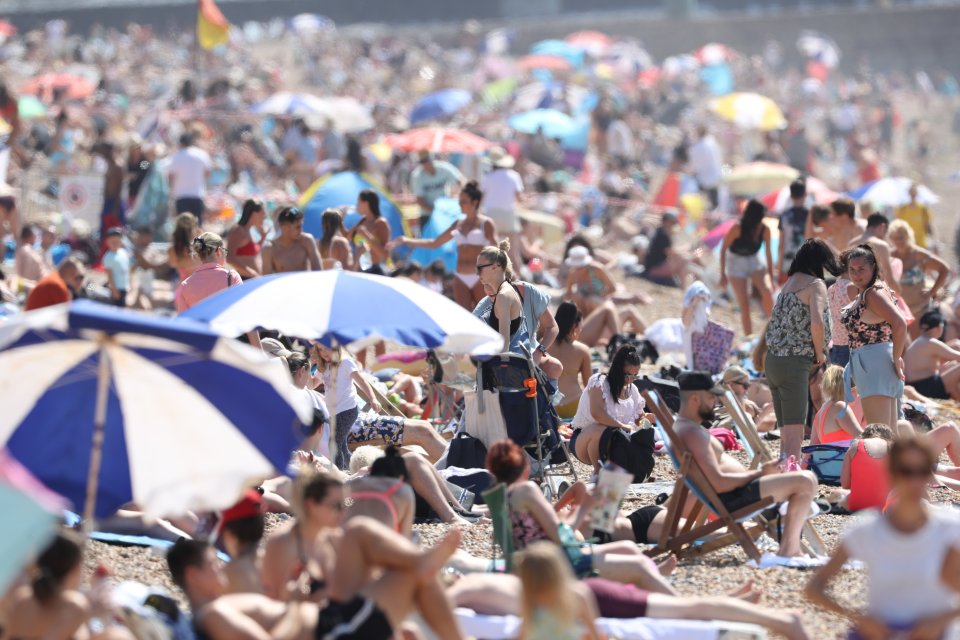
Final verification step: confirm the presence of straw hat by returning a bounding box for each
[564,246,593,268]
[488,146,515,169]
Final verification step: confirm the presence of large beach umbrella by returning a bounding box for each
[251,91,327,117]
[723,162,800,196]
[710,93,786,131]
[508,108,577,138]
[760,176,839,213]
[302,97,374,133]
[797,31,840,69]
[182,271,504,356]
[21,73,96,102]
[298,171,406,240]
[0,451,64,593]
[530,40,584,66]
[384,127,493,154]
[409,89,472,124]
[565,31,613,55]
[848,177,939,208]
[517,55,572,73]
[0,301,312,521]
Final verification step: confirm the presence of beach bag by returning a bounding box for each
[603,428,656,484]
[446,432,489,470]
[691,320,735,374]
[801,443,848,486]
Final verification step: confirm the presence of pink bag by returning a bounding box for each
[691,320,735,375]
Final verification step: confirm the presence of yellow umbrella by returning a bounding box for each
[723,162,800,196]
[709,92,786,131]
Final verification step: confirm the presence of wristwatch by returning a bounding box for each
[536,344,548,356]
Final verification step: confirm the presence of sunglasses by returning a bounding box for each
[732,380,750,390]
[903,404,933,431]
[279,208,303,222]
[476,262,495,275]
[624,373,639,381]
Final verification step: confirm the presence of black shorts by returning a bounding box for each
[316,596,392,640]
[716,479,762,514]
[627,505,664,544]
[909,375,949,400]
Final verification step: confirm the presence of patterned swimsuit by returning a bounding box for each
[841,286,894,350]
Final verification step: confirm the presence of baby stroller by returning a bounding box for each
[477,350,578,499]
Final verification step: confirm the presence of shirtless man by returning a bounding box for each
[807,198,863,256]
[847,213,902,295]
[219,490,267,595]
[14,225,47,286]
[904,310,960,401]
[168,517,464,639]
[96,142,126,241]
[673,372,818,558]
[262,206,322,274]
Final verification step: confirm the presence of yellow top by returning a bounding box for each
[895,202,931,247]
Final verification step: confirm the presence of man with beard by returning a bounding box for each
[25,257,85,310]
[673,372,817,558]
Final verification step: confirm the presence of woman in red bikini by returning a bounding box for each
[226,198,266,280]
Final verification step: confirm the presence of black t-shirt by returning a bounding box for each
[778,205,808,262]
[645,227,672,271]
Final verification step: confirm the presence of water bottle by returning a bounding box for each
[87,564,114,634]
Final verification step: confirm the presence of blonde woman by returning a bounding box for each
[810,365,864,445]
[516,542,604,640]
[476,239,525,353]
[888,219,950,337]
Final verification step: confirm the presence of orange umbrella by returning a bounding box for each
[383,127,493,154]
[0,20,16,39]
[21,74,96,102]
[517,55,572,72]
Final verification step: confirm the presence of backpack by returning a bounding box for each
[446,432,489,470]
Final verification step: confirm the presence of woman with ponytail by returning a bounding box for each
[476,239,525,353]
[4,531,90,640]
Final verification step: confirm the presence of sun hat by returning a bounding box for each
[564,245,593,268]
[219,489,264,528]
[488,146,515,169]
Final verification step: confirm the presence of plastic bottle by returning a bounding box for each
[87,564,114,634]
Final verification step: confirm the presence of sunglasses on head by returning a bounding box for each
[279,208,303,222]
[903,404,933,432]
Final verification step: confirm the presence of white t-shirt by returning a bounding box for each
[322,357,359,415]
[571,372,644,431]
[480,168,523,211]
[841,506,960,627]
[167,146,212,199]
[688,135,723,189]
[606,119,634,159]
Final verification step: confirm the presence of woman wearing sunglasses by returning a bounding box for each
[569,344,651,471]
[806,437,960,639]
[476,240,526,354]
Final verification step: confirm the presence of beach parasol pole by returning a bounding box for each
[82,339,111,531]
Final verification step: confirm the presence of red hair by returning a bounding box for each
[485,439,527,484]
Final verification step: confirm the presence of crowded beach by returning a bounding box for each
[2,7,960,640]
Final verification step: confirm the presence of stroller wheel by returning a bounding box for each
[540,483,554,501]
[556,481,571,499]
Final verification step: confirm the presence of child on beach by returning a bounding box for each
[313,343,381,470]
[515,541,605,640]
[102,227,131,307]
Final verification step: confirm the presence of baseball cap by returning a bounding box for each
[677,371,724,395]
[219,489,264,529]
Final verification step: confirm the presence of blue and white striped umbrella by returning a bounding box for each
[848,177,939,208]
[0,301,312,521]
[182,271,503,355]
[252,91,327,117]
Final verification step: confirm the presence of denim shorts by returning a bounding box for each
[726,251,764,279]
[845,342,904,401]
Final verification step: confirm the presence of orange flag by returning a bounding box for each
[197,0,230,50]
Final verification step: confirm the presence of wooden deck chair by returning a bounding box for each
[642,390,774,563]
[481,483,514,572]
[720,388,828,556]
[720,388,767,470]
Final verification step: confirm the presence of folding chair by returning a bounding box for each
[642,390,774,563]
[720,388,767,470]
[481,483,515,572]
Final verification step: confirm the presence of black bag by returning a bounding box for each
[634,375,681,413]
[602,427,656,483]
[446,432,488,470]
[606,333,659,364]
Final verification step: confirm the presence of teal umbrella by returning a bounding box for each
[0,450,63,593]
[18,95,47,120]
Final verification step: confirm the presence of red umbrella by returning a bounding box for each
[21,73,96,102]
[383,127,493,154]
[693,43,736,65]
[517,55,572,72]
[0,21,16,39]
